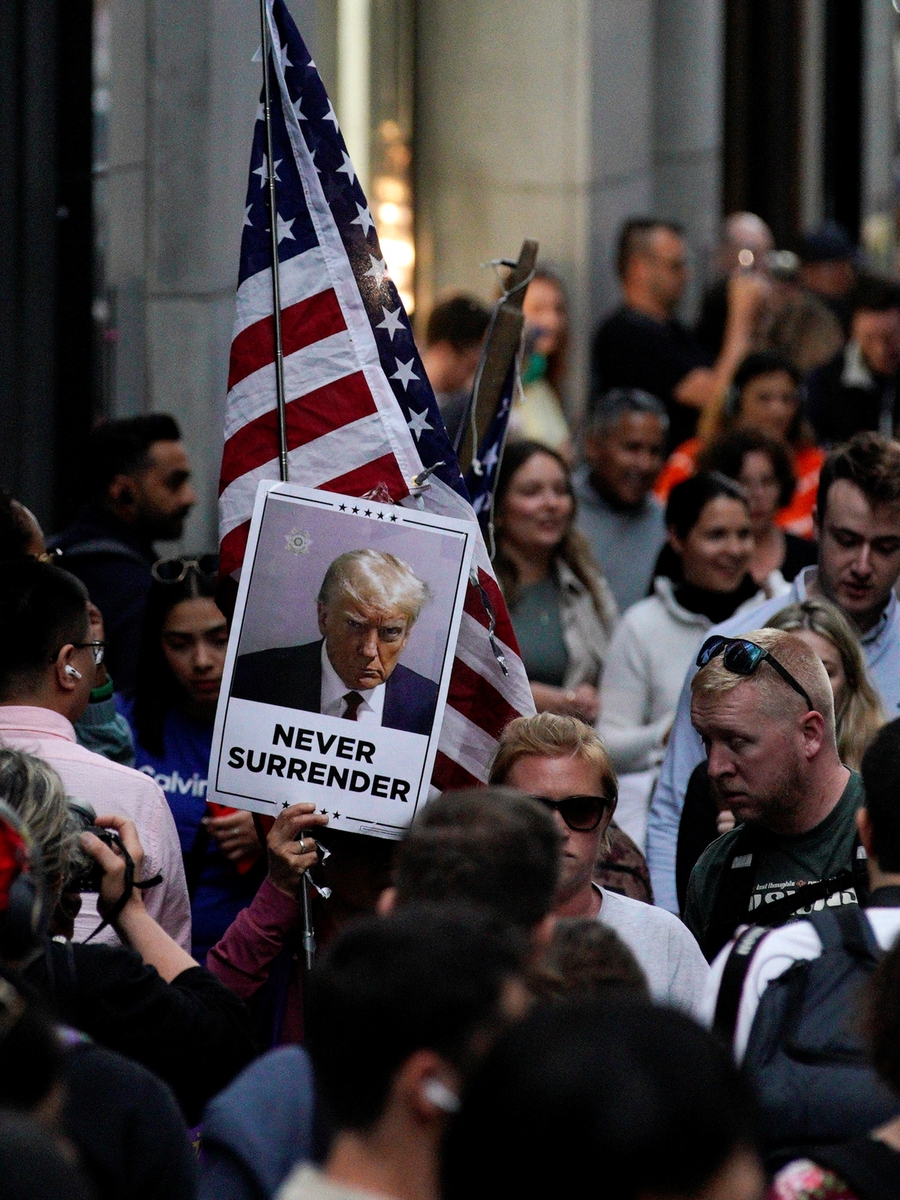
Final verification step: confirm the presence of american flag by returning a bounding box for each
[465,357,518,547]
[219,0,533,792]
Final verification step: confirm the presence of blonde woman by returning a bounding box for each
[766,598,885,770]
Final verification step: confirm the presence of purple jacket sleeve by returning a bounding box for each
[206,878,300,1001]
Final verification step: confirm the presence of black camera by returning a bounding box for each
[66,799,126,894]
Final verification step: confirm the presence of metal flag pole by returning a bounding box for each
[259,0,290,484]
[258,0,316,970]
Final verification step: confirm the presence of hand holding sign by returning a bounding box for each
[267,802,330,899]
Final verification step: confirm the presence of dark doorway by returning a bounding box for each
[723,0,802,246]
[823,0,863,239]
[0,0,95,532]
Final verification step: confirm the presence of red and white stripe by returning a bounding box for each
[219,0,534,787]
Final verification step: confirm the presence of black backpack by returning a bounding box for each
[714,902,900,1168]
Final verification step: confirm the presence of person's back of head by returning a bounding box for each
[305,904,527,1134]
[424,295,490,351]
[84,414,182,504]
[392,788,561,931]
[538,918,649,1001]
[442,999,761,1200]
[0,492,40,560]
[860,719,900,874]
[0,561,89,707]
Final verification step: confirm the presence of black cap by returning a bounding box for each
[796,221,856,264]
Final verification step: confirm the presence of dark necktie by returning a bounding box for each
[343,691,364,721]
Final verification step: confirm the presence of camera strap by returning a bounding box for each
[83,843,163,943]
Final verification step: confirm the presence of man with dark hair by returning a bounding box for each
[806,278,900,445]
[199,792,554,1200]
[0,559,189,948]
[388,787,561,934]
[574,388,668,611]
[420,294,490,448]
[277,906,528,1200]
[796,221,859,329]
[591,217,763,448]
[649,432,900,913]
[51,414,197,691]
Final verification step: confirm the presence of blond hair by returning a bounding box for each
[489,713,618,807]
[691,628,836,745]
[0,749,77,894]
[317,549,432,626]
[765,599,885,770]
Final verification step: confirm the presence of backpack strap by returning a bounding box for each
[703,824,762,961]
[712,922,771,1042]
[814,903,882,963]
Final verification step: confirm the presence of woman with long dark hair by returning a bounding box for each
[120,556,264,962]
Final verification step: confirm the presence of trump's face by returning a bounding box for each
[318,594,412,691]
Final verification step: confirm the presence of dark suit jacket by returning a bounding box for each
[230,639,439,736]
[806,349,899,445]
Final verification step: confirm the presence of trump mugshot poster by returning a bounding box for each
[208,481,478,838]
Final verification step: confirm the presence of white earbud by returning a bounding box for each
[64,665,82,680]
[421,1078,460,1114]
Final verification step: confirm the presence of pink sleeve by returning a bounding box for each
[206,877,301,1000]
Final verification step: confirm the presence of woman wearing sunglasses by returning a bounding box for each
[118,556,265,962]
[598,471,785,849]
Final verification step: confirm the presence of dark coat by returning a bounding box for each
[805,348,899,446]
[230,639,439,736]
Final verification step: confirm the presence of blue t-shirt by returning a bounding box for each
[117,696,264,962]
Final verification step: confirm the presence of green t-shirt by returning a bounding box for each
[684,770,865,957]
[510,576,569,687]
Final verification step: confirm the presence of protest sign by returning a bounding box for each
[208,481,477,838]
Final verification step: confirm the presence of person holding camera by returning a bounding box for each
[0,748,256,1125]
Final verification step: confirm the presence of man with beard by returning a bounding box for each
[648,432,900,914]
[52,415,197,691]
[683,628,866,962]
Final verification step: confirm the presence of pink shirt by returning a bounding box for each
[0,706,191,951]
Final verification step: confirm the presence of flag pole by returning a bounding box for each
[259,0,290,484]
[259,0,316,970]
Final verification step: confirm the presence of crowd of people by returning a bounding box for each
[4,209,900,1200]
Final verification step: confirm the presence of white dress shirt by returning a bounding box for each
[318,642,386,727]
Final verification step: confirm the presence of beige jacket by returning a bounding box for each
[555,559,618,689]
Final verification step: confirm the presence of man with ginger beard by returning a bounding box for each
[683,628,867,961]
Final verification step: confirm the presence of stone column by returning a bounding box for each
[415,0,721,420]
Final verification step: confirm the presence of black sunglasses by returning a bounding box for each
[152,554,218,584]
[696,636,813,710]
[532,794,610,832]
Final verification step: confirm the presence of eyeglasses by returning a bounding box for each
[532,794,610,832]
[696,636,813,710]
[152,554,218,584]
[50,641,105,666]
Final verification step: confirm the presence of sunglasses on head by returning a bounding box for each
[152,554,218,584]
[696,636,813,710]
[532,794,610,832]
